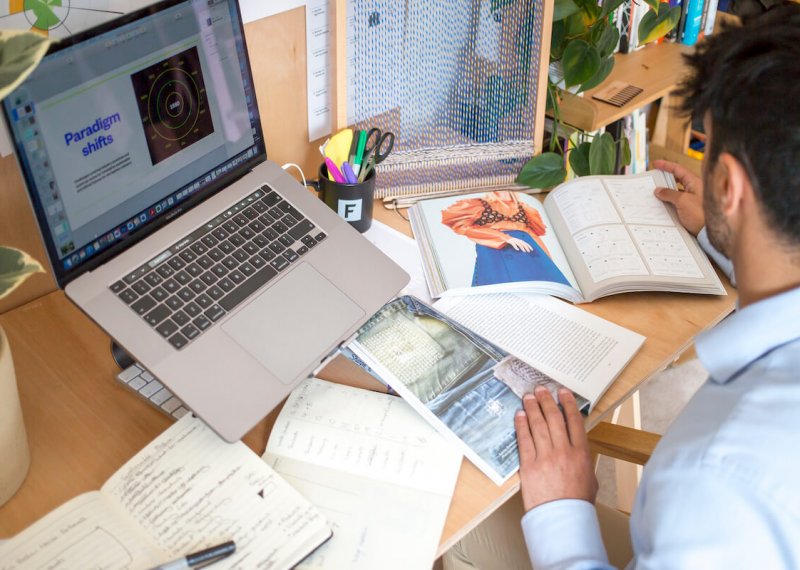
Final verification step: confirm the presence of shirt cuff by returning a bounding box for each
[697,227,736,286]
[521,499,609,569]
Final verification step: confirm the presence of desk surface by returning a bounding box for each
[0,202,736,555]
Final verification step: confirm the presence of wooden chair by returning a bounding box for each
[588,422,661,467]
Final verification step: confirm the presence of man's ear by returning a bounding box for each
[716,152,751,217]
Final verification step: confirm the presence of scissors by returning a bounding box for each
[358,127,395,182]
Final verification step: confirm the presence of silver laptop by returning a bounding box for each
[3,0,408,442]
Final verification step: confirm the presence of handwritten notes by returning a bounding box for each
[0,416,330,570]
[264,378,462,569]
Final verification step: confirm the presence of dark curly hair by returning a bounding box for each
[675,3,800,246]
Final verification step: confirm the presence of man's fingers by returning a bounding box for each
[558,389,589,450]
[534,386,569,448]
[514,409,536,465]
[523,393,553,454]
[654,187,681,205]
[653,159,694,190]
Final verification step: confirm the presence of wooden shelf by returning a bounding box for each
[649,143,702,176]
[556,41,693,132]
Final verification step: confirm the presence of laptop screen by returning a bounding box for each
[2,0,265,286]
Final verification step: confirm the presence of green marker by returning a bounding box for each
[353,129,367,175]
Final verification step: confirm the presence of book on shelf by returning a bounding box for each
[263,377,462,569]
[0,415,331,570]
[409,169,725,303]
[348,295,644,484]
[681,0,706,45]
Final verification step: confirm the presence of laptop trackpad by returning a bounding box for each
[221,263,364,384]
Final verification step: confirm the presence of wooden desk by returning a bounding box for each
[0,202,736,557]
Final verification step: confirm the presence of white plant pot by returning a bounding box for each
[0,325,30,506]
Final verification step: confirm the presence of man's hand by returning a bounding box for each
[653,159,705,236]
[515,387,598,512]
[505,237,533,252]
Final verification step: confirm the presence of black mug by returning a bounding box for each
[307,164,375,233]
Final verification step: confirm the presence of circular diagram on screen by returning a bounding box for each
[131,46,215,165]
[147,69,202,141]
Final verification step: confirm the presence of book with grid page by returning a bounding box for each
[409,170,725,303]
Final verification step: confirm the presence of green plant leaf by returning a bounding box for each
[550,20,567,59]
[579,56,614,91]
[589,18,607,43]
[596,23,620,58]
[588,132,617,175]
[0,31,50,101]
[642,0,661,11]
[600,0,628,18]
[564,12,588,36]
[569,142,592,176]
[554,0,581,21]
[517,153,568,189]
[637,4,681,46]
[574,0,601,22]
[561,40,600,88]
[618,136,632,167]
[0,246,43,301]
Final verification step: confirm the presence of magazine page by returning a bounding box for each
[434,293,645,407]
[411,190,582,302]
[543,170,725,300]
[347,296,588,485]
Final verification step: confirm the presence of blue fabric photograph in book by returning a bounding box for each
[352,296,521,481]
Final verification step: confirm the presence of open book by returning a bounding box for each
[0,415,331,570]
[263,378,462,569]
[348,295,644,484]
[409,170,726,303]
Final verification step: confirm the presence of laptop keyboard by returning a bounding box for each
[109,185,327,350]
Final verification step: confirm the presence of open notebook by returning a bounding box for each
[0,415,331,570]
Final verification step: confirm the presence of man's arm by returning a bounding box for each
[515,387,613,569]
[653,159,735,284]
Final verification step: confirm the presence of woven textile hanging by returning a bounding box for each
[346,0,547,198]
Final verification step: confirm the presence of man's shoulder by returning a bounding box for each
[650,350,800,486]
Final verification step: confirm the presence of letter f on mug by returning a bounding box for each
[338,199,362,221]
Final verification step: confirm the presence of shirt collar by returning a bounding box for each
[696,286,800,384]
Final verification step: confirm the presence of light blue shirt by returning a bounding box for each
[521,237,800,569]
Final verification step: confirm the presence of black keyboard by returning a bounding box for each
[109,185,327,350]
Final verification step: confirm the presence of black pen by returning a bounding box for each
[148,540,236,570]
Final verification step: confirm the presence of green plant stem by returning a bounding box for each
[548,81,564,155]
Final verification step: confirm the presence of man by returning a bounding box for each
[445,5,800,568]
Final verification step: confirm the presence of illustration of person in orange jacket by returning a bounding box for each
[441,191,570,287]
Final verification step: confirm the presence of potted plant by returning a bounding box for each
[517,0,681,188]
[0,29,49,506]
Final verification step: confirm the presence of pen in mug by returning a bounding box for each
[348,129,360,164]
[325,157,346,183]
[147,540,236,570]
[353,129,367,175]
[341,161,358,184]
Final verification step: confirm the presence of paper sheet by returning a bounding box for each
[264,378,461,570]
[362,220,432,304]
